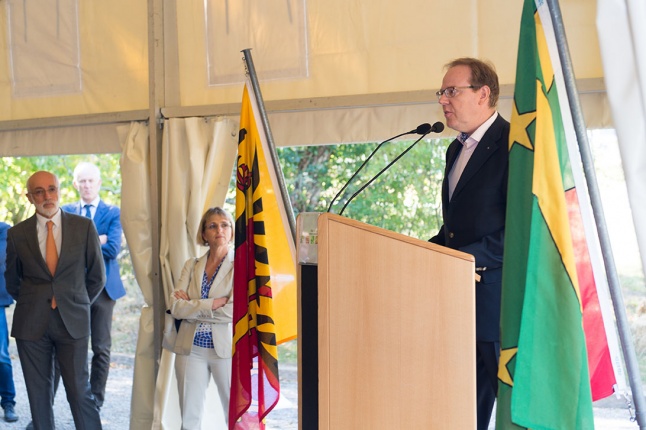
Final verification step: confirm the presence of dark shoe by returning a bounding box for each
[26,420,34,429]
[2,404,18,422]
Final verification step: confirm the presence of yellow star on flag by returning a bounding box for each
[509,100,536,152]
[498,346,518,386]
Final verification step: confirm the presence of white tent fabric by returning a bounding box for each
[174,0,602,106]
[159,117,239,291]
[0,1,148,120]
[0,123,124,157]
[118,121,157,429]
[0,0,610,153]
[153,117,238,429]
[596,0,646,280]
[6,0,82,98]
[0,0,604,127]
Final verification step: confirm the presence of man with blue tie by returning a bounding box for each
[60,162,126,410]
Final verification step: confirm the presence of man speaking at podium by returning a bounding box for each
[429,57,509,430]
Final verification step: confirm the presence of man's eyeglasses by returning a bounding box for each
[436,85,476,100]
[29,186,58,198]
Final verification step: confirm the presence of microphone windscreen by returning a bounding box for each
[415,123,432,134]
[431,122,445,133]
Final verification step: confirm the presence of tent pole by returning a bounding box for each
[547,0,646,427]
[241,48,297,242]
[148,0,166,379]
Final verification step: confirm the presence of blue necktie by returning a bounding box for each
[84,204,92,218]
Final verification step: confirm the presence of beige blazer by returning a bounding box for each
[168,249,234,357]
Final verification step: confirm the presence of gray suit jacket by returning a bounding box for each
[5,211,106,340]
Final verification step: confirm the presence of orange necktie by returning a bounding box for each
[46,221,58,309]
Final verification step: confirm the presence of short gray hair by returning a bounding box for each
[73,162,101,182]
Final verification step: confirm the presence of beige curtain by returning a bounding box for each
[117,121,156,429]
[153,116,238,429]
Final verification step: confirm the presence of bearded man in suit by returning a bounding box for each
[5,171,105,429]
[58,162,126,410]
[429,57,509,430]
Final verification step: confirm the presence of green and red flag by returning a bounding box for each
[497,0,621,428]
[230,80,297,429]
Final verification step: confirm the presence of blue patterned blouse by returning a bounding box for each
[192,258,224,348]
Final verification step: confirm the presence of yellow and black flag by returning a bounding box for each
[229,80,297,429]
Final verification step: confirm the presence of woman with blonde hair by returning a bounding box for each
[168,207,235,429]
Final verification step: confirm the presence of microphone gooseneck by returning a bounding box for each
[327,122,439,212]
[338,122,444,216]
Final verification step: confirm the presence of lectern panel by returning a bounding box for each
[317,214,476,430]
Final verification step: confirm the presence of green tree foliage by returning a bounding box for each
[0,154,142,354]
[0,154,122,225]
[3,144,450,291]
[3,146,452,353]
[0,152,134,290]
[277,138,451,240]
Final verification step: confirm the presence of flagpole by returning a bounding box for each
[241,48,297,242]
[546,0,646,427]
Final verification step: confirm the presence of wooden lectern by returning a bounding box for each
[297,213,477,429]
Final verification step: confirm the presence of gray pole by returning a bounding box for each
[241,48,297,242]
[546,0,646,427]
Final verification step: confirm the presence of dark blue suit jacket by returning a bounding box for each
[0,221,12,307]
[430,114,510,342]
[62,201,126,301]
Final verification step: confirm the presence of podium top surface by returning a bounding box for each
[297,212,475,265]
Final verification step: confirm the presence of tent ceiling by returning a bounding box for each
[0,0,606,155]
[174,0,602,105]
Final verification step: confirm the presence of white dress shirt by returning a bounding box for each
[36,210,62,260]
[80,196,101,219]
[448,112,499,201]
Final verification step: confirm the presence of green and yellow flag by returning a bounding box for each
[497,0,595,428]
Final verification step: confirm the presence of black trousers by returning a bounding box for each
[54,289,116,408]
[476,340,500,430]
[17,308,101,430]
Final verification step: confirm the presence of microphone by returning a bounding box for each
[416,122,444,134]
[338,121,444,216]
[414,123,432,134]
[327,122,442,212]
